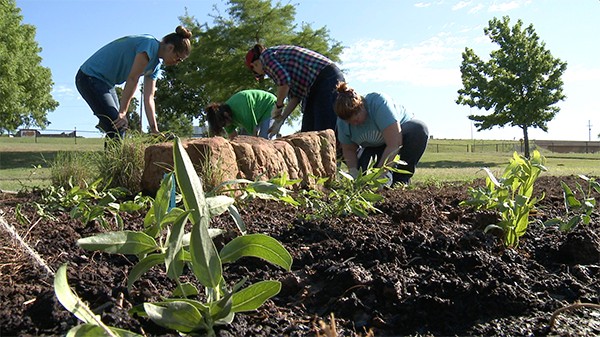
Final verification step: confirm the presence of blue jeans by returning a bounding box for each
[357,119,429,184]
[301,64,345,132]
[257,117,271,139]
[75,69,125,140]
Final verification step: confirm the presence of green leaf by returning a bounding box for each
[143,302,205,333]
[54,264,102,324]
[127,253,165,292]
[220,234,293,271]
[165,211,190,280]
[561,181,581,209]
[77,231,158,255]
[231,280,282,313]
[361,191,384,202]
[154,172,175,226]
[66,324,142,337]
[172,282,199,297]
[190,221,223,288]
[173,137,206,226]
[227,204,247,235]
[206,195,235,217]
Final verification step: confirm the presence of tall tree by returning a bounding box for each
[155,0,343,136]
[456,16,567,158]
[0,0,58,134]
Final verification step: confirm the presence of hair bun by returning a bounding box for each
[175,25,192,39]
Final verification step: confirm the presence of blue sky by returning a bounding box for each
[15,0,600,140]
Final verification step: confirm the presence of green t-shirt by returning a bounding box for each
[224,90,276,134]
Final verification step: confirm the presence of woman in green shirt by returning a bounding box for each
[205,90,276,139]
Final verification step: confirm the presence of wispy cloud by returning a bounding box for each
[340,35,464,87]
[452,1,472,11]
[488,1,521,12]
[468,4,485,13]
[414,2,432,8]
[51,85,75,98]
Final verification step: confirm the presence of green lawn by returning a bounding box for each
[1,136,599,192]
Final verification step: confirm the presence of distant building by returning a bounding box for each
[15,129,77,138]
[16,129,41,137]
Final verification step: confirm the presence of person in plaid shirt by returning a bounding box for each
[245,44,345,138]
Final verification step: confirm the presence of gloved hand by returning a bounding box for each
[381,170,393,188]
[268,117,285,138]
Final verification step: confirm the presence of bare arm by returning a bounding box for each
[115,52,149,129]
[143,75,159,133]
[341,142,360,171]
[378,122,403,168]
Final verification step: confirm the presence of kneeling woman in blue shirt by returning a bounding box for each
[334,81,429,185]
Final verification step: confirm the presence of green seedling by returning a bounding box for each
[544,175,600,231]
[299,155,409,219]
[461,150,547,248]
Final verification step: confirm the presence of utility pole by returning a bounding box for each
[588,120,592,141]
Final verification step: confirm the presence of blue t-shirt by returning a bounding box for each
[337,92,411,147]
[80,35,161,87]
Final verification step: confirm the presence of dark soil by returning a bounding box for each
[1,175,599,336]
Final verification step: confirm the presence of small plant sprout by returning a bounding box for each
[544,174,600,231]
[461,150,547,248]
[300,154,409,219]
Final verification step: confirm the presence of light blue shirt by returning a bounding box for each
[337,92,411,147]
[80,35,161,87]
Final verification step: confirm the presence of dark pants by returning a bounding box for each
[75,69,125,140]
[358,119,429,184]
[301,64,345,132]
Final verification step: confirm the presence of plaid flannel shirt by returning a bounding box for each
[260,45,332,100]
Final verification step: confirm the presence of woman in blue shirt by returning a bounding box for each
[334,81,429,185]
[76,26,192,140]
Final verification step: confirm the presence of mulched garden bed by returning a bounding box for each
[0,175,598,336]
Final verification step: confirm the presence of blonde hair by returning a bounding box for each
[334,81,363,120]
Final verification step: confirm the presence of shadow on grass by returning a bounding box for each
[419,160,503,169]
[0,152,58,170]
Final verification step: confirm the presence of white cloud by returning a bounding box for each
[414,2,432,8]
[468,4,485,13]
[340,36,464,87]
[488,0,532,12]
[452,1,472,10]
[51,85,75,98]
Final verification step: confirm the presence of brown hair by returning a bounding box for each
[334,81,363,120]
[162,25,192,55]
[205,103,232,136]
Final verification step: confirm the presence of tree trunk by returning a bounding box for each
[522,126,530,159]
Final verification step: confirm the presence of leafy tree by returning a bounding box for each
[0,0,59,134]
[456,16,567,158]
[155,0,344,136]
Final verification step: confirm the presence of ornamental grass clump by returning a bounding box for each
[461,150,547,248]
